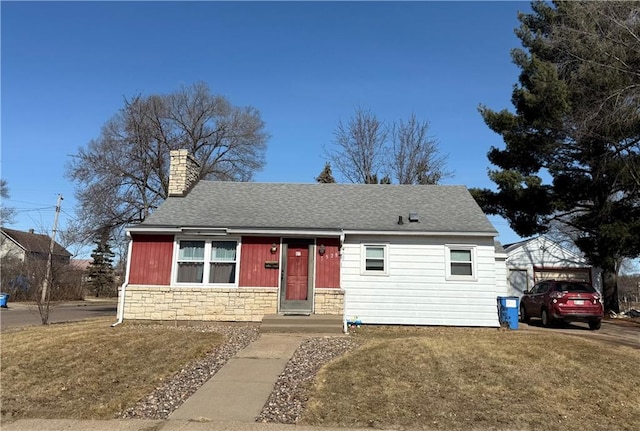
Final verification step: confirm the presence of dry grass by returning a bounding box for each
[0,318,223,419]
[302,326,640,431]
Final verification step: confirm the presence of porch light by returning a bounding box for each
[318,244,326,256]
[270,243,278,254]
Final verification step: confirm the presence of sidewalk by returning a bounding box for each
[1,297,118,310]
[0,419,378,431]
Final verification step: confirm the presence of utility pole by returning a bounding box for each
[41,194,63,304]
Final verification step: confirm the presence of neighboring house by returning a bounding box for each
[70,259,92,272]
[0,227,71,264]
[119,150,506,327]
[69,258,92,284]
[504,236,602,296]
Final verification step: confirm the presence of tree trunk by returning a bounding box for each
[602,268,620,314]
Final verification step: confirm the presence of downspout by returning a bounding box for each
[340,230,348,334]
[112,233,133,327]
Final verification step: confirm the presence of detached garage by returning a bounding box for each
[504,236,602,296]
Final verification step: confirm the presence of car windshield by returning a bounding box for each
[554,282,596,293]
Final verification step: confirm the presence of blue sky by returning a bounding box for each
[2,1,532,251]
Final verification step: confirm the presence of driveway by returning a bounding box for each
[0,300,117,329]
[521,319,640,349]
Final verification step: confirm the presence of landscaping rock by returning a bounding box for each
[256,335,361,424]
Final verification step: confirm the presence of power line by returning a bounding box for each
[14,207,56,214]
[4,198,54,206]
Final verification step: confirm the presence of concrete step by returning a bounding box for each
[260,314,344,334]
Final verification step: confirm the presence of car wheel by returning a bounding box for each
[541,309,553,327]
[588,320,602,331]
[520,305,529,323]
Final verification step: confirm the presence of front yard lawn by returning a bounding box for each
[0,318,224,419]
[302,326,640,431]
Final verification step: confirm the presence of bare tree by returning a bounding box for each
[326,109,451,184]
[66,82,270,239]
[389,114,451,184]
[1,179,16,226]
[327,108,388,184]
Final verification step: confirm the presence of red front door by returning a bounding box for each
[286,243,308,300]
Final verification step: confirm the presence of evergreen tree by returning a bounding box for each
[86,230,115,297]
[474,1,640,312]
[315,162,336,183]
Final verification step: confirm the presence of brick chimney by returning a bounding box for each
[168,149,201,197]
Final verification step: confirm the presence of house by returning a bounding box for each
[118,150,507,327]
[0,227,71,264]
[504,236,602,296]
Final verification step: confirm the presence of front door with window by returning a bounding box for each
[280,239,313,313]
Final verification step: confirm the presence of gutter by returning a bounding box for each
[341,229,498,237]
[227,228,342,237]
[112,235,133,327]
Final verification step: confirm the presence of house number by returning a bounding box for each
[295,251,302,256]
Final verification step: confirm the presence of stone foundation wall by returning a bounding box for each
[314,288,345,315]
[121,285,345,322]
[123,286,278,322]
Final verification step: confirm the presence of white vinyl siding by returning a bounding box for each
[495,255,508,296]
[342,235,500,327]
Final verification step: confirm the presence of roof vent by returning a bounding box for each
[408,212,419,222]
[397,216,404,225]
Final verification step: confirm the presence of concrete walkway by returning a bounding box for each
[169,334,308,422]
[0,419,378,431]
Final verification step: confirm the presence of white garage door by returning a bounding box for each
[534,268,591,284]
[508,269,528,295]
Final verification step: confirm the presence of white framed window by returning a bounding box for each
[209,241,237,283]
[445,245,477,280]
[174,238,239,285]
[361,244,388,275]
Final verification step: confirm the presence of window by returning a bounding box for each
[175,238,238,285]
[532,281,551,294]
[177,241,205,283]
[362,244,388,274]
[209,241,237,283]
[446,246,476,280]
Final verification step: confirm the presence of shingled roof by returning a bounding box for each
[1,228,72,257]
[139,182,497,235]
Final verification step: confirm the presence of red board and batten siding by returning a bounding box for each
[128,235,174,285]
[239,237,279,287]
[127,234,339,288]
[315,238,340,288]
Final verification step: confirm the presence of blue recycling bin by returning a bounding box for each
[497,296,519,330]
[0,293,9,308]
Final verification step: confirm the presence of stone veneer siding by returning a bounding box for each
[168,149,200,197]
[123,286,344,322]
[314,288,345,315]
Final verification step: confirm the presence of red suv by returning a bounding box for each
[520,280,603,330]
